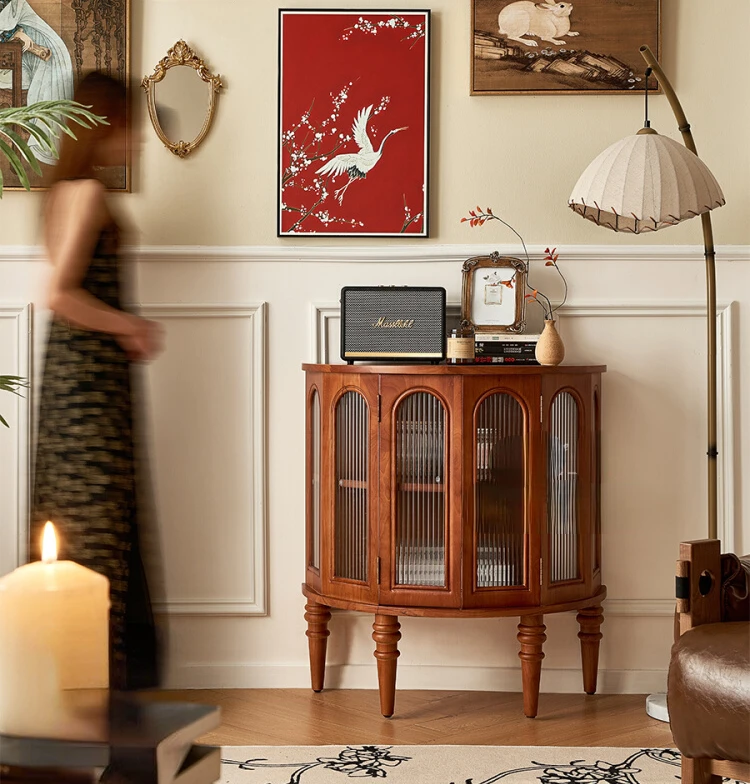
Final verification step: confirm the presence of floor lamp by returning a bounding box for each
[568,46,726,722]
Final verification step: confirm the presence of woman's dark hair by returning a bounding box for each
[49,71,128,185]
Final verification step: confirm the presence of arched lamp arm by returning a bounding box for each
[639,44,718,540]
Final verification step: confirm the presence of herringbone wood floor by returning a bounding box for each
[162,690,675,747]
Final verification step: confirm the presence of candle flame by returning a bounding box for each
[42,521,58,564]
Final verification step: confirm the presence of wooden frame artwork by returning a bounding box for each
[471,0,660,95]
[0,0,130,191]
[278,9,430,237]
[461,254,526,334]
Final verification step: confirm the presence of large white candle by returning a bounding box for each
[0,522,110,738]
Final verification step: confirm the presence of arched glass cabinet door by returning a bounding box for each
[394,391,447,588]
[309,388,321,572]
[333,390,369,583]
[474,392,526,589]
[548,391,581,583]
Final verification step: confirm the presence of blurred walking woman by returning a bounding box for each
[32,72,162,691]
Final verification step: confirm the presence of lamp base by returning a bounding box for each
[645,692,669,723]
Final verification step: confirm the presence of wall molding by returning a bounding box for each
[167,661,667,694]
[0,304,31,570]
[2,244,749,264]
[312,299,738,603]
[142,303,268,616]
[560,300,737,552]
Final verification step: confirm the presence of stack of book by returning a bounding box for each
[474,333,540,365]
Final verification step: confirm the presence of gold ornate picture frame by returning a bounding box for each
[461,254,527,334]
[142,40,222,158]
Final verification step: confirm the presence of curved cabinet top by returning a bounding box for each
[303,364,606,375]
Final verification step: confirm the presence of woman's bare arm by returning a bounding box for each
[46,179,138,334]
[45,180,161,360]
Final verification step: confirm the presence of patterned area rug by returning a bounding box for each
[219,745,704,783]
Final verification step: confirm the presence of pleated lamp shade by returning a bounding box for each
[568,129,725,233]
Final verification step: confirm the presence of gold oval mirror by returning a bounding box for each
[142,41,222,158]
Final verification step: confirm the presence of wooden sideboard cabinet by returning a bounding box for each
[302,363,606,718]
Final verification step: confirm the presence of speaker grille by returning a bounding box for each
[342,287,445,361]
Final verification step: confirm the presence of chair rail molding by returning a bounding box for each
[1,244,749,264]
[311,299,738,612]
[141,302,268,616]
[0,304,31,573]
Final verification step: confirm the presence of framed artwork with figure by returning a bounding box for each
[471,0,659,95]
[0,0,130,190]
[278,9,430,237]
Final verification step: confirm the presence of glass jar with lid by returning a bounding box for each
[447,320,475,364]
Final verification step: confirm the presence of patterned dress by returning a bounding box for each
[32,221,160,691]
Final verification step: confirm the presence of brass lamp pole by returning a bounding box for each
[570,47,725,542]
[638,46,718,539]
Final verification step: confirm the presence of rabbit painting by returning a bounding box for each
[497,0,579,46]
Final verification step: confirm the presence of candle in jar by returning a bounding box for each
[0,522,109,738]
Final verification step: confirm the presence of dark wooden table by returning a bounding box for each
[0,694,221,783]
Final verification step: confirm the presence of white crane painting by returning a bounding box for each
[316,105,407,204]
[279,10,429,236]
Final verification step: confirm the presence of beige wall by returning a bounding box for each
[1,0,749,694]
[1,0,749,246]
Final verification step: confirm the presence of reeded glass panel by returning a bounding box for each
[395,392,446,586]
[549,391,580,583]
[310,390,321,571]
[475,394,526,588]
[334,391,368,581]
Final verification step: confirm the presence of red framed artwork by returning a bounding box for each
[278,9,430,237]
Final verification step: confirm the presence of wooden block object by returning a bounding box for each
[677,540,721,635]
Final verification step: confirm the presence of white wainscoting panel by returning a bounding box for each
[0,305,31,576]
[143,304,267,616]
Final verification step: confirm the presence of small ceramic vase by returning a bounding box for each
[535,319,565,366]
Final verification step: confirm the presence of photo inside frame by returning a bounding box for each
[471,266,518,327]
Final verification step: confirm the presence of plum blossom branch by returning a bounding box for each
[401,194,423,233]
[282,82,371,232]
[341,16,426,46]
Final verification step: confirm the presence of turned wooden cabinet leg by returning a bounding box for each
[372,614,401,718]
[517,614,546,718]
[680,756,721,784]
[305,601,331,693]
[577,605,604,695]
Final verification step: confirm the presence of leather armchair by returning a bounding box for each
[667,539,750,784]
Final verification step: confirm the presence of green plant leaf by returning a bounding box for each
[21,122,56,155]
[1,127,43,176]
[0,99,107,195]
[0,138,30,189]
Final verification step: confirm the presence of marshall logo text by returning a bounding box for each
[372,317,415,329]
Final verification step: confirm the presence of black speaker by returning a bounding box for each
[340,286,446,364]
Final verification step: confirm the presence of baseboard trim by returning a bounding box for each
[165,662,667,694]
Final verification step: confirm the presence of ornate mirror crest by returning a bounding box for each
[142,40,222,158]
